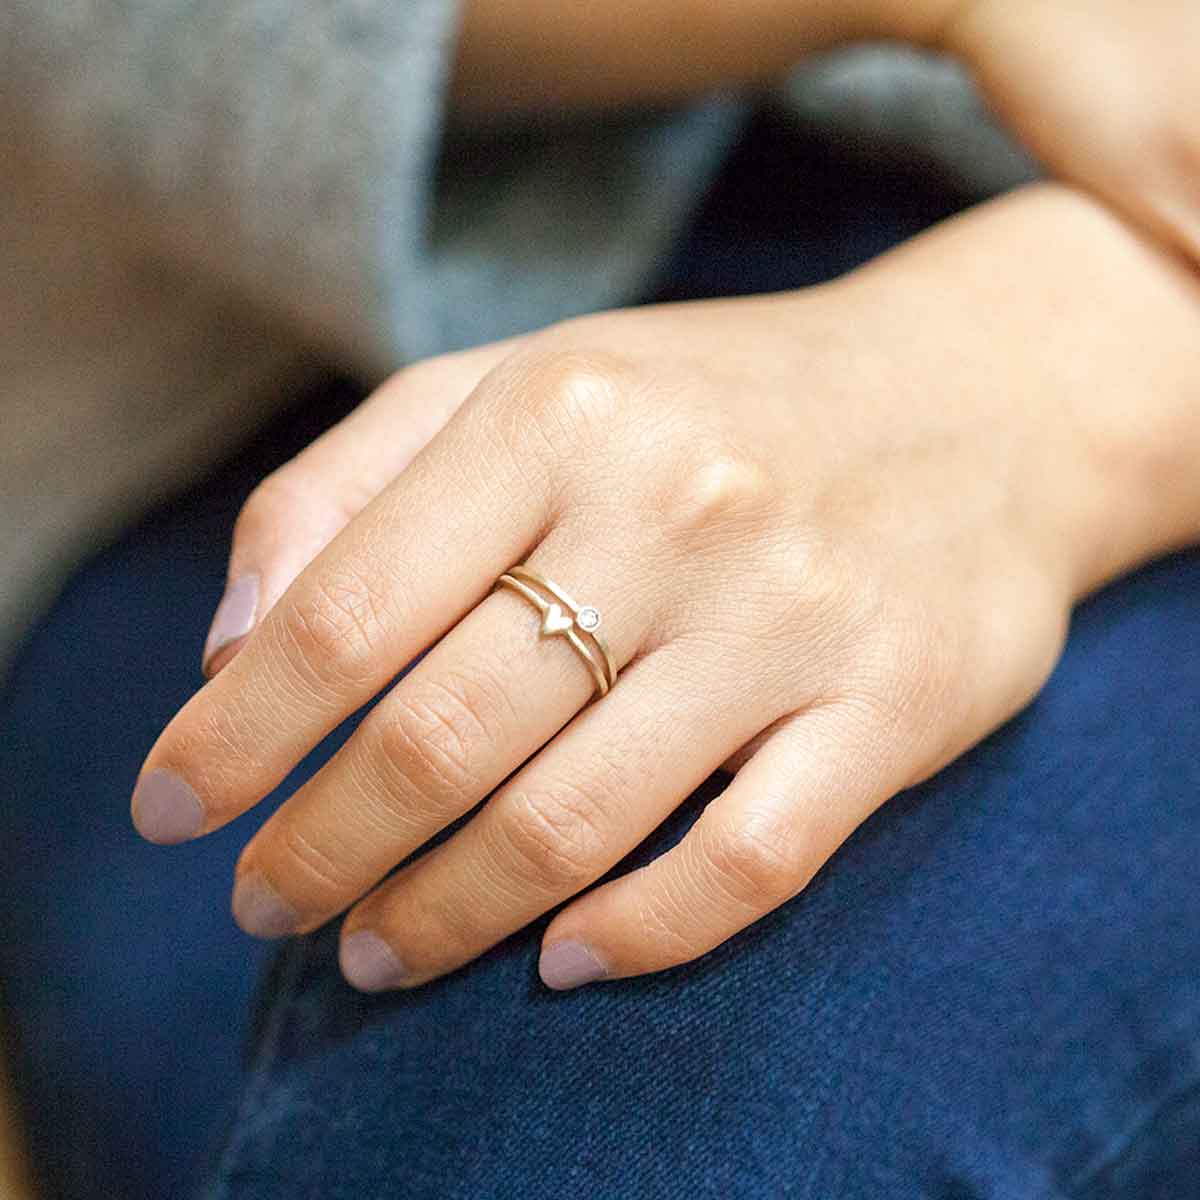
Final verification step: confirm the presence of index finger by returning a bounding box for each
[130,365,555,844]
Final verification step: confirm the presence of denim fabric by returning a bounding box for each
[2,112,1197,1200]
[0,378,366,1200]
[198,542,1200,1200]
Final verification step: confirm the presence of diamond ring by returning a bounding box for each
[494,566,617,698]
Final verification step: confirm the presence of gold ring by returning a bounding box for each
[495,566,618,698]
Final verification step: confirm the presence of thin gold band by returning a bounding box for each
[495,567,618,698]
[507,566,618,688]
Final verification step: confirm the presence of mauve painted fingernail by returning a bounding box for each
[340,931,409,992]
[232,872,299,939]
[202,574,259,676]
[131,768,204,844]
[539,939,609,990]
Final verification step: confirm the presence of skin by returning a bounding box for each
[944,0,1200,270]
[448,0,955,116]
[453,0,1200,270]
[133,182,1200,990]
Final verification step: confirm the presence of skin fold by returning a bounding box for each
[132,182,1200,991]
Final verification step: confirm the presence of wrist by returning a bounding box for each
[840,182,1200,602]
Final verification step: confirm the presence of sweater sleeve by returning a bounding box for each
[0,7,1034,676]
[0,7,1033,373]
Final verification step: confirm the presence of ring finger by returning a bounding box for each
[231,534,654,939]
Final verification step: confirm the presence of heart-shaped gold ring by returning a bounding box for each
[494,566,617,698]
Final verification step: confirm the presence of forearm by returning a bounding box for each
[835,181,1200,600]
[450,0,956,120]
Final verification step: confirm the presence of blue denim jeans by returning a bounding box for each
[2,112,1197,1200]
[205,539,1200,1200]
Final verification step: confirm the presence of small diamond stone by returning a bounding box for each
[576,606,601,632]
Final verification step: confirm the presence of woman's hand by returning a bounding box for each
[942,0,1200,269]
[132,184,1200,991]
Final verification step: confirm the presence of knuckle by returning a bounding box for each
[408,865,512,965]
[274,566,394,692]
[636,890,709,964]
[702,806,805,907]
[370,671,501,804]
[635,848,721,960]
[653,441,778,543]
[495,782,610,889]
[272,823,357,901]
[750,532,858,655]
[850,605,966,747]
[509,349,631,454]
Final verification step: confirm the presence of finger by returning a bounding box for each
[537,699,918,987]
[203,342,513,677]
[335,640,778,992]
[131,350,578,846]
[229,536,651,939]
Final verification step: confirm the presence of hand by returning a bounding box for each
[938,0,1200,267]
[132,185,1200,991]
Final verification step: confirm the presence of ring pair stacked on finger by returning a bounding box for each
[495,565,618,698]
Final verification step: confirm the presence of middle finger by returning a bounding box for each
[230,537,651,938]
[339,634,777,990]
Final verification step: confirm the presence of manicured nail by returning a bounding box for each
[539,939,609,990]
[340,931,409,993]
[232,872,299,939]
[131,768,204,844]
[202,574,259,676]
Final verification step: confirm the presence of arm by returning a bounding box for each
[450,0,954,118]
[452,0,1200,270]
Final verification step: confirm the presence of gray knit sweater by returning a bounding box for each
[0,2,1036,674]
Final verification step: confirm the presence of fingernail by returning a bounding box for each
[539,939,609,990]
[340,931,409,993]
[202,574,259,676]
[232,872,299,939]
[131,768,204,844]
